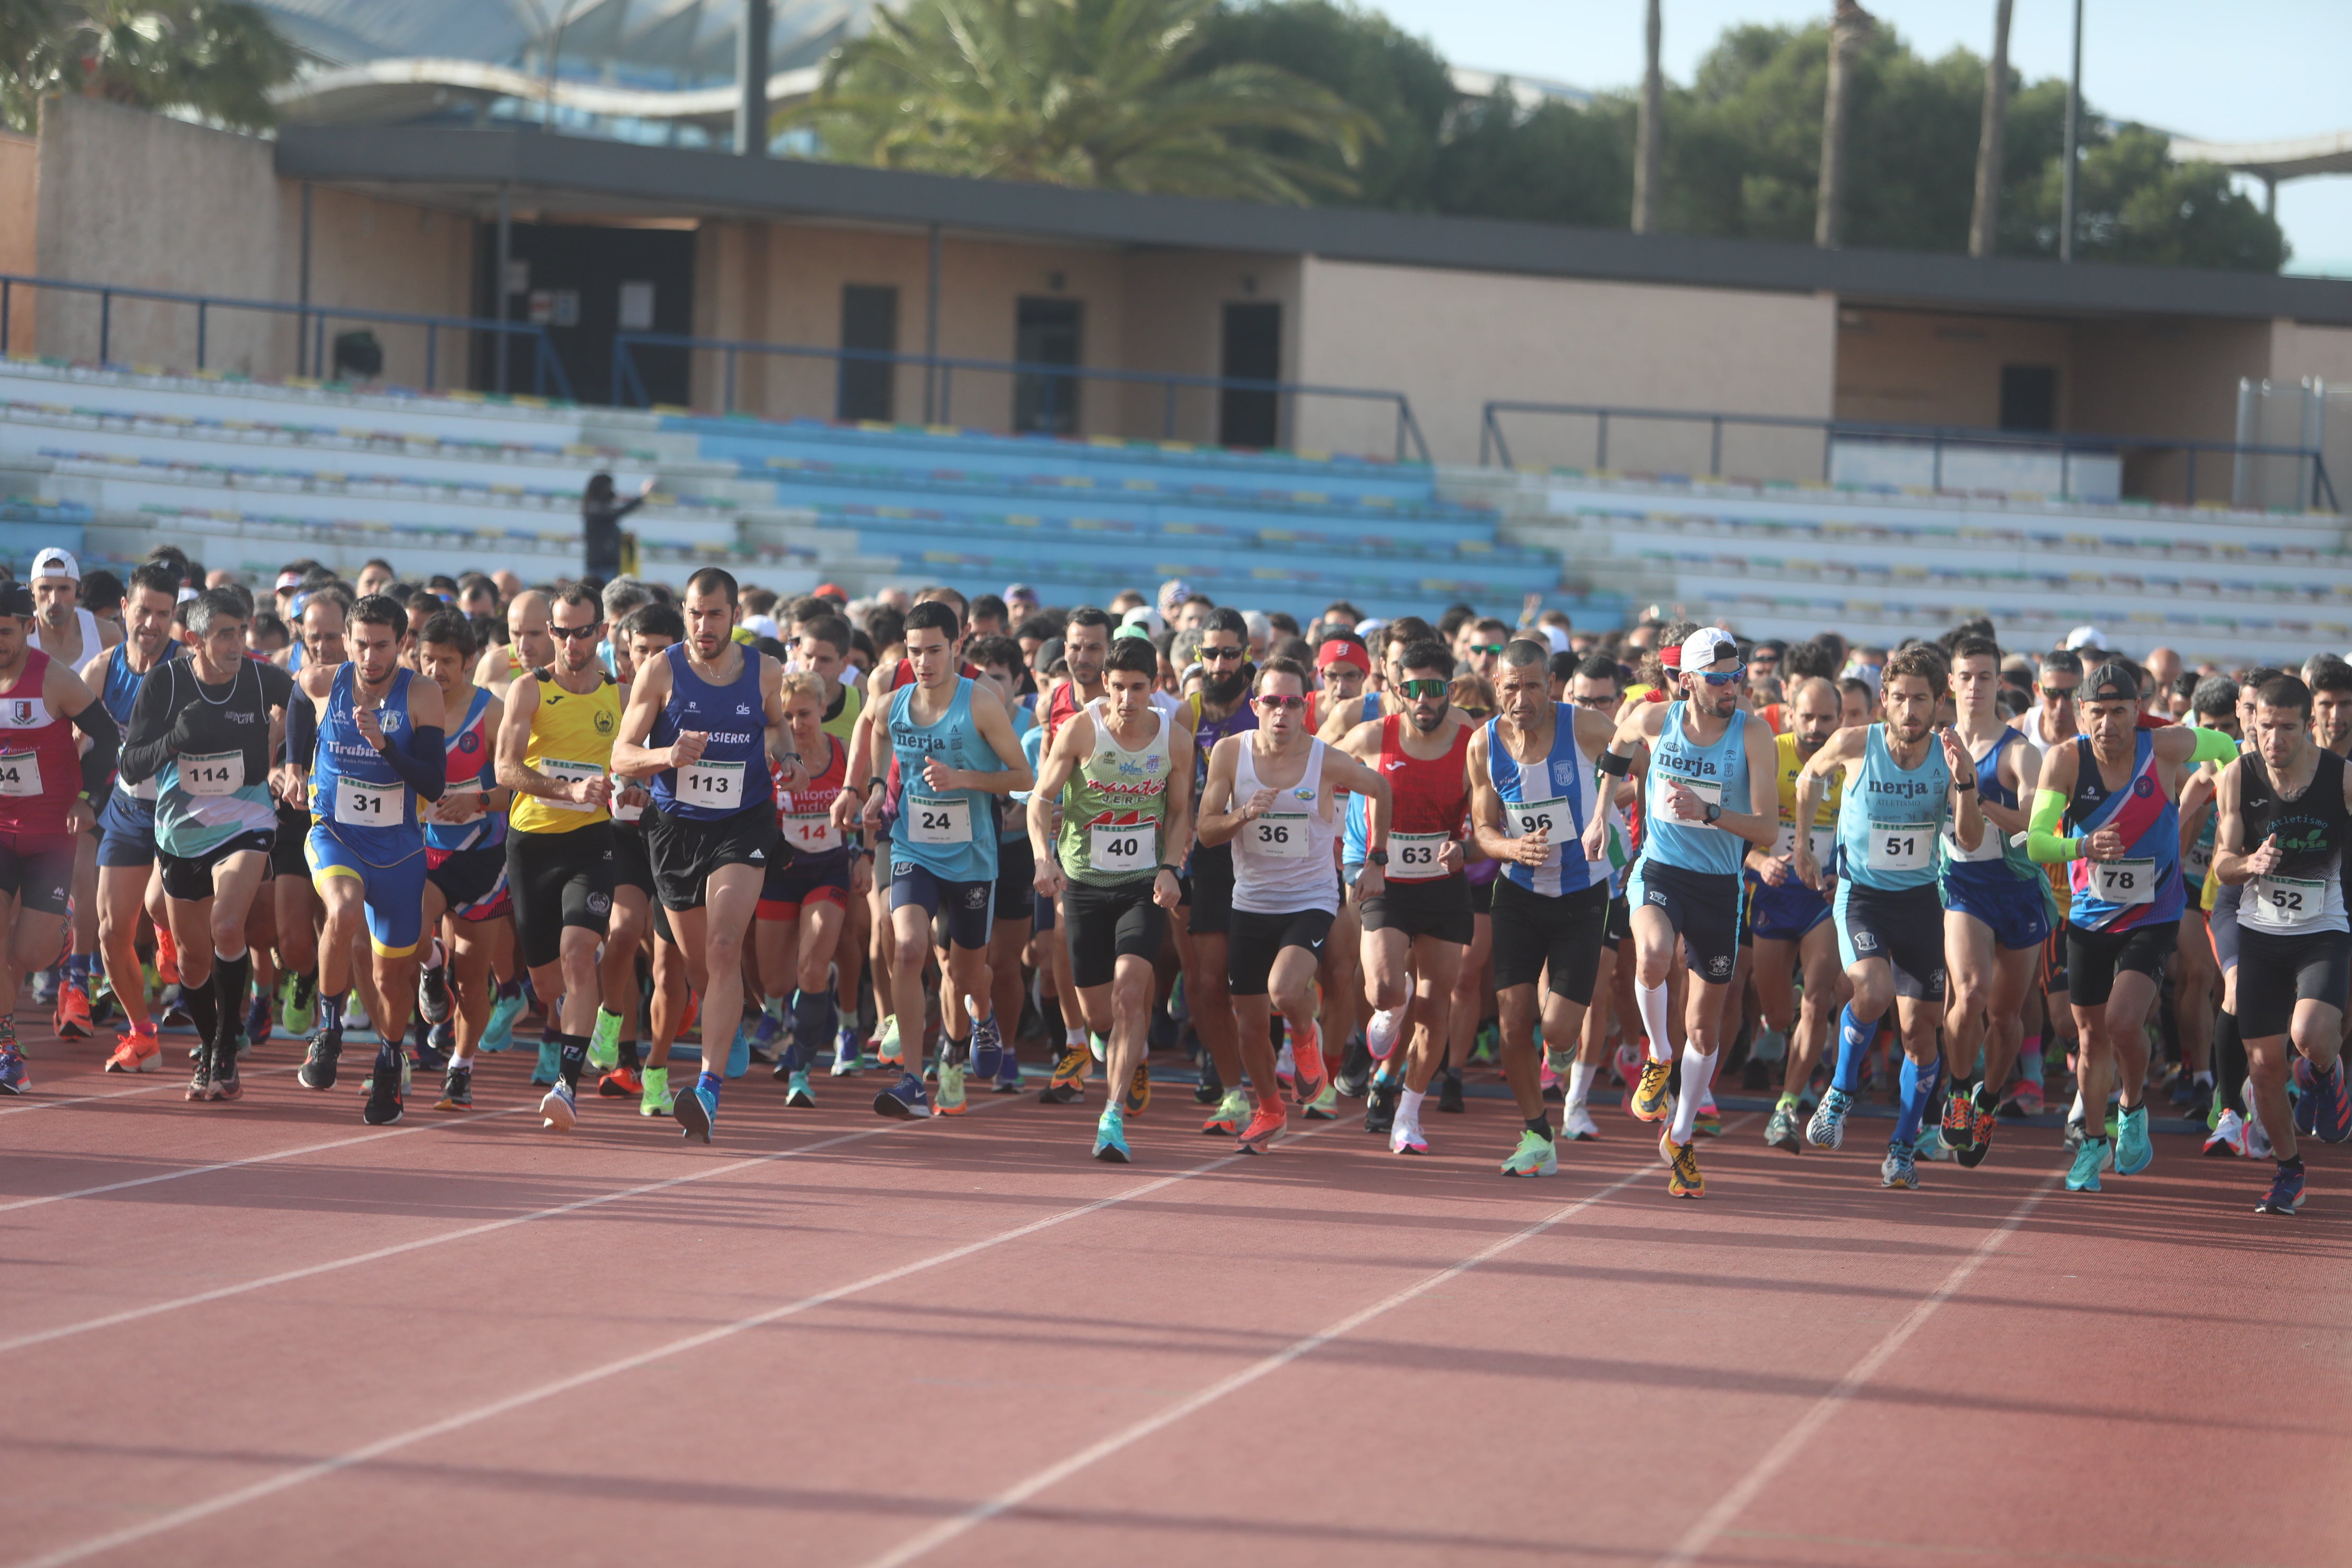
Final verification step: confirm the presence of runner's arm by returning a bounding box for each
[1026,712,1086,862]
[2026,741,2084,864]
[953,691,1035,797]
[2210,759,2269,885]
[609,658,677,780]
[493,673,578,801]
[1978,739,2033,838]
[1191,739,1247,846]
[117,664,177,786]
[1731,714,1781,849]
[1466,728,1516,864]
[51,661,118,800]
[1943,727,1985,854]
[1158,732,1195,872]
[375,673,445,802]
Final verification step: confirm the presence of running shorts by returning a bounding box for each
[159,829,273,903]
[1943,871,2053,953]
[1360,870,1473,946]
[759,851,851,922]
[1181,842,1235,938]
[2208,878,2243,973]
[2066,919,2179,1011]
[427,842,510,923]
[1626,858,1743,983]
[996,836,1036,923]
[1835,881,1948,1000]
[1607,893,1632,944]
[505,823,615,971]
[0,829,75,918]
[1747,874,1831,944]
[1226,907,1336,997]
[1490,877,1608,1004]
[306,827,426,956]
[891,858,992,950]
[96,791,156,868]
[271,801,311,877]
[646,799,777,913]
[1468,871,1496,916]
[2235,926,2352,1038]
[1063,876,1167,989]
[611,818,653,897]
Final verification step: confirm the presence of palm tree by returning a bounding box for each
[786,0,1378,203]
[1631,0,1662,232]
[1967,0,2012,257]
[1813,0,1873,248]
[0,0,298,134]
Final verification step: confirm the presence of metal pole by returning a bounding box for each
[736,0,770,155]
[2,279,9,356]
[2233,376,2257,508]
[298,181,313,375]
[426,325,436,390]
[923,222,941,424]
[1710,416,1722,476]
[196,302,206,370]
[100,289,110,364]
[495,184,513,394]
[2060,0,2083,262]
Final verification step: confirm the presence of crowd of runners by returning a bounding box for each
[2,544,2346,1216]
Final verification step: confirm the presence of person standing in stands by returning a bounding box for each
[581,472,655,586]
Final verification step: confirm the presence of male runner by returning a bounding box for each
[1030,634,1191,1161]
[1795,646,1982,1189]
[413,611,509,1112]
[495,583,622,1132]
[90,563,182,1072]
[1745,675,1846,1153]
[1165,609,1252,1113]
[476,590,556,701]
[612,603,685,1115]
[1471,639,1622,1175]
[118,587,292,1102]
[1583,626,1779,1198]
[286,593,447,1124]
[0,584,120,1094]
[1197,656,1390,1154]
[268,590,351,1043]
[27,549,119,1033]
[1936,635,2055,1168]
[2028,662,2238,1191]
[2211,673,2352,1215]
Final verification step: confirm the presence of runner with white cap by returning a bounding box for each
[27,548,120,1036]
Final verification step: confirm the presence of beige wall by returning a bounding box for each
[2070,316,2270,503]
[1113,250,1301,445]
[1292,256,1838,472]
[0,130,35,353]
[1834,307,2078,428]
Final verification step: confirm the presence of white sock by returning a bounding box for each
[1398,1086,1426,1126]
[2069,1089,2086,1123]
[1669,1045,1717,1143]
[1637,979,1674,1064]
[1567,1061,1595,1108]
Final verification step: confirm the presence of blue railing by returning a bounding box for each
[611,332,1433,464]
[0,273,573,401]
[1478,399,2339,511]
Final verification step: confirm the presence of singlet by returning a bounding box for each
[820,679,864,747]
[887,677,1005,884]
[1230,737,1340,915]
[0,650,86,837]
[29,607,102,664]
[1375,713,1473,883]
[1940,726,2048,899]
[1057,701,1176,887]
[308,663,423,862]
[1183,690,1255,870]
[648,644,769,822]
[1043,678,1094,747]
[1767,729,1843,870]
[144,656,293,858]
[1486,704,1604,899]
[1638,701,1752,880]
[424,687,502,854]
[103,642,175,809]
[508,668,621,835]
[2233,746,2352,936]
[1834,723,1953,894]
[2063,730,2183,932]
[776,731,851,864]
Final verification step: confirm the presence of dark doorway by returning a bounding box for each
[1219,302,1282,448]
[473,222,695,406]
[838,285,899,422]
[1014,297,1082,435]
[1999,364,2059,432]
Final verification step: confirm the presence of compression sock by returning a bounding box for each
[1895,1055,1944,1146]
[1525,1114,1554,1143]
[2213,1011,2248,1114]
[66,951,93,988]
[1636,978,1674,1065]
[1669,1045,1716,1143]
[1831,1006,1873,1095]
[558,1032,587,1090]
[184,982,219,1052]
[791,987,837,1067]
[319,992,346,1034]
[698,1068,722,1104]
[1567,1060,1595,1109]
[211,950,251,1048]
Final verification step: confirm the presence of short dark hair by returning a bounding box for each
[553,582,602,617]
[798,615,852,656]
[419,608,477,658]
[1065,606,1115,637]
[1202,606,1249,641]
[621,602,685,643]
[2310,660,2352,697]
[965,634,1024,676]
[1104,637,1160,678]
[1399,640,1454,679]
[1499,638,1550,670]
[1782,639,1837,681]
[970,594,1008,624]
[2255,675,2312,720]
[2039,649,2083,679]
[2190,676,2239,718]
[349,592,406,633]
[684,566,738,606]
[128,562,181,602]
[904,600,961,641]
[1574,652,1621,687]
[1951,635,2001,667]
[1883,645,1948,691]
[1255,656,1310,692]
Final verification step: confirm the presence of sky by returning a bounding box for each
[1370,0,2352,274]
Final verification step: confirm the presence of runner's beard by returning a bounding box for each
[1204,670,1248,706]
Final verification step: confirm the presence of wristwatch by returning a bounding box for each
[1702,802,1722,825]
[1159,862,1184,877]
[1366,849,1389,867]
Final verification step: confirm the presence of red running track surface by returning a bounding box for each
[3,1020,2348,1568]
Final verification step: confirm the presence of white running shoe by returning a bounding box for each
[1561,1103,1601,1142]
[1366,1007,1405,1061]
[2203,1108,2248,1158]
[2247,1108,2275,1160]
[1389,1113,1429,1155]
[539,1081,577,1132]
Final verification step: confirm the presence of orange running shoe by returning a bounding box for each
[154,930,181,988]
[598,1066,644,1098]
[1237,1104,1288,1154]
[1290,1021,1325,1100]
[1660,1128,1706,1198]
[105,1026,160,1074]
[55,982,92,1040]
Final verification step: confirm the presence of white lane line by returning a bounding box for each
[1654,1166,2066,1567]
[9,1125,1329,1568]
[0,1106,533,1215]
[858,1114,1762,1568]
[0,1065,298,1117]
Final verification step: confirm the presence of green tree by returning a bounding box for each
[1430,90,1631,228]
[2015,125,2286,270]
[0,0,298,134]
[788,0,1376,203]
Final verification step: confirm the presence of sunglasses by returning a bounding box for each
[1468,643,1506,656]
[551,622,604,642]
[1458,705,1493,720]
[1200,645,1247,663]
[2038,683,2080,699]
[1398,678,1449,699]
[1692,667,1746,686]
[1255,693,1307,711]
[1573,694,1616,709]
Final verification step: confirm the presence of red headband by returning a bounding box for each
[1659,644,1683,669]
[1316,639,1372,675]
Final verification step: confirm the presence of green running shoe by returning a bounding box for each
[280,971,316,1038]
[2065,1135,2106,1192]
[1765,1098,1802,1153]
[639,1065,675,1118]
[784,1069,816,1109]
[2113,1103,2153,1176]
[1500,1129,1558,1177]
[936,1061,968,1116]
[1201,1088,1249,1135]
[1300,1079,1340,1120]
[588,1007,622,1072]
[875,1015,903,1066]
[1093,1107,1131,1162]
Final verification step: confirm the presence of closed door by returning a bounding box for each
[1014,297,1082,435]
[1220,302,1281,449]
[838,285,899,422]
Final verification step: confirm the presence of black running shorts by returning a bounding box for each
[2233,926,2351,1038]
[1063,876,1167,990]
[1360,870,1473,946]
[506,824,615,971]
[645,800,777,913]
[1227,907,1336,996]
[2066,919,2178,1011]
[1490,877,1610,1003]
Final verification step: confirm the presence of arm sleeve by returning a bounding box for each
[2191,726,2239,765]
[381,723,446,801]
[70,696,120,799]
[2026,787,2081,864]
[284,689,317,770]
[117,668,175,787]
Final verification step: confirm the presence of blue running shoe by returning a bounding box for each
[2312,1060,2351,1144]
[968,1001,1003,1082]
[874,1070,930,1119]
[829,1025,864,1077]
[747,1009,786,1064]
[2066,1136,2106,1193]
[531,1024,561,1086]
[2113,1104,2154,1176]
[1805,1087,1852,1151]
[1094,1107,1131,1163]
[1880,1142,1922,1190]
[724,1023,750,1080]
[994,1040,1023,1094]
[480,988,523,1054]
[2291,1057,2318,1138]
[2255,1162,2305,1216]
[675,1080,717,1144]
[0,1040,27,1095]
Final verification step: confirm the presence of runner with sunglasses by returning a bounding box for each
[1172,609,1256,1128]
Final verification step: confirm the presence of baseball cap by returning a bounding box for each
[1003,583,1037,605]
[1157,577,1192,610]
[274,569,303,591]
[1122,604,1165,636]
[1680,626,1740,671]
[1542,625,1571,656]
[2063,625,2107,652]
[31,547,77,582]
[1113,622,1154,643]
[814,583,848,603]
[1354,617,1388,641]
[2084,661,2140,704]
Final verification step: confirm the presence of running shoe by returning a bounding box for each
[1093,1108,1131,1163]
[785,1070,817,1109]
[1202,1088,1249,1135]
[1389,1114,1429,1156]
[298,1022,343,1090]
[1957,1090,2000,1170]
[2064,1136,2106,1193]
[409,1020,447,1071]
[1193,1048,1223,1105]
[183,1041,211,1101]
[1291,1022,1325,1100]
[1693,1102,1721,1138]
[2002,1078,2043,1118]
[1040,1044,1089,1104]
[2247,1108,2275,1160]
[1805,1086,1853,1151]
[1501,1129,1558,1177]
[640,1065,675,1118]
[2113,1104,2154,1177]
[436,1065,474,1112]
[1916,1126,1955,1163]
[1631,1057,1674,1123]
[675,1079,717,1144]
[2204,1108,2250,1158]
[745,1009,783,1066]
[993,1041,1023,1094]
[1437,1072,1465,1115]
[158,982,193,1029]
[530,1031,561,1088]
[89,972,115,1025]
[875,1016,904,1067]
[105,1026,160,1074]
[968,1002,1003,1082]
[281,971,316,1038]
[537,1078,576,1131]
[1237,1104,1287,1153]
[1561,1103,1601,1142]
[1366,1005,1405,1061]
[418,958,451,1027]
[2312,1060,2351,1144]
[590,1008,624,1072]
[1336,1033,1374,1097]
[1538,1060,1563,1102]
[1613,1040,1643,1088]
[2063,1115,2087,1153]
[598,1065,643,1099]
[153,933,180,988]
[363,1045,406,1126]
[1089,1030,1109,1063]
[1125,1063,1151,1116]
[874,1070,930,1119]
[831,1025,865,1076]
[1660,1130,1704,1198]
[723,1023,750,1080]
[1880,1142,1922,1190]
[2255,1162,2305,1216]
[54,982,91,1040]
[1765,1099,1802,1153]
[1300,1079,1340,1120]
[31,965,57,1006]
[1939,1083,1976,1157]
[244,994,273,1050]
[2291,1058,2318,1138]
[1364,1075,1399,1135]
[936,1061,968,1116]
[479,987,522,1054]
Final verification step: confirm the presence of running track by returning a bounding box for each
[4,1023,2347,1568]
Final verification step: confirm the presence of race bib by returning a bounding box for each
[333,775,401,828]
[179,749,244,798]
[119,770,158,803]
[2246,874,2326,932]
[1943,818,2004,864]
[905,794,972,846]
[611,791,645,825]
[537,758,604,814]
[1090,820,1155,875]
[1658,772,1724,823]
[1868,822,1936,874]
[2090,857,2155,906]
[1778,822,1836,865]
[678,759,746,812]
[0,752,41,797]
[1248,811,1311,860]
[2183,839,2213,881]
[783,811,841,855]
[1390,831,1451,881]
[1510,797,1567,869]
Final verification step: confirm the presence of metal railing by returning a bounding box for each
[0,273,573,400]
[1479,399,2339,511]
[611,332,1432,464]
